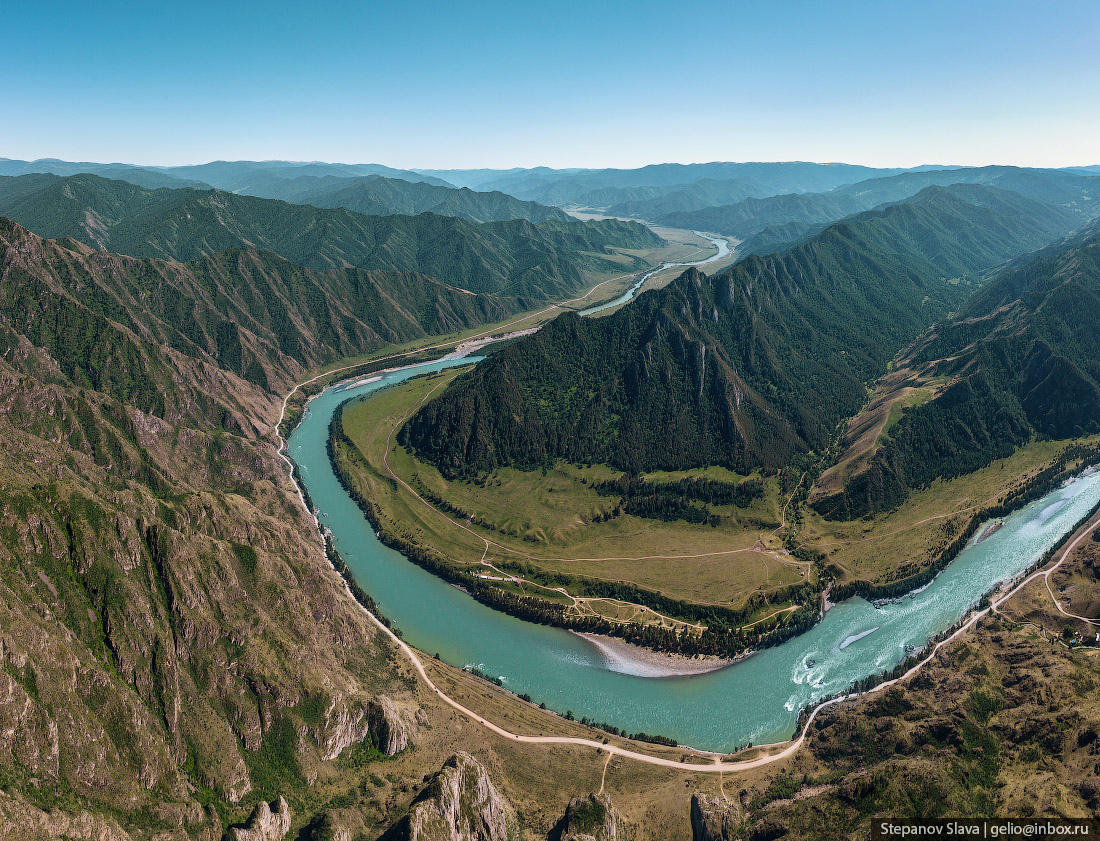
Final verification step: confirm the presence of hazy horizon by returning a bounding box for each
[4,0,1098,170]
[2,156,1097,173]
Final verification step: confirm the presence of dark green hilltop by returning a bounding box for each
[0,172,663,300]
[400,183,1096,480]
[226,171,572,224]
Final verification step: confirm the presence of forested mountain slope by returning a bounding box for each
[816,220,1100,518]
[0,217,532,401]
[0,173,662,300]
[400,184,1072,477]
[231,172,571,223]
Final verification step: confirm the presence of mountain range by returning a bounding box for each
[815,217,1100,518]
[0,218,533,413]
[400,183,1084,477]
[0,215,449,824]
[228,172,571,223]
[657,166,1100,251]
[153,159,453,189]
[0,157,212,190]
[0,173,662,300]
[5,152,1100,839]
[470,161,911,208]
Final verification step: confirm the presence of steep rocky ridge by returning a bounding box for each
[229,797,293,841]
[0,221,427,837]
[380,753,516,841]
[689,794,737,841]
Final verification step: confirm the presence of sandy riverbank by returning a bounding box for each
[575,632,736,678]
[337,374,382,390]
[444,327,540,360]
[975,520,1005,544]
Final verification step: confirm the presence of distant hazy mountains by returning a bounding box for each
[0,173,662,300]
[0,158,572,225]
[8,158,1099,239]
[452,161,913,210]
[658,166,1100,251]
[0,157,455,193]
[0,157,213,190]
[400,183,1088,478]
[156,159,453,189]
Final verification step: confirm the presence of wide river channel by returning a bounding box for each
[288,238,1100,753]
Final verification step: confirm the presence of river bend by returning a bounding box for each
[287,237,1100,751]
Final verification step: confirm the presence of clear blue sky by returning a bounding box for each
[3,0,1097,169]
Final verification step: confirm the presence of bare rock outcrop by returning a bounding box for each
[367,695,417,756]
[229,797,292,841]
[690,793,737,841]
[383,752,515,841]
[303,811,353,841]
[320,694,417,760]
[555,793,619,840]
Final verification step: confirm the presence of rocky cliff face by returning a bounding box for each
[0,220,420,832]
[229,797,292,841]
[556,793,620,841]
[689,794,738,841]
[318,694,419,760]
[384,753,515,841]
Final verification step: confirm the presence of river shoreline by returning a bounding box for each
[578,231,729,316]
[574,632,738,677]
[291,356,1100,751]
[283,218,1100,751]
[325,361,1100,673]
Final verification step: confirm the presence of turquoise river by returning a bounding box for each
[289,355,1100,753]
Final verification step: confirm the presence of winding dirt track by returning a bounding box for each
[273,261,1100,775]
